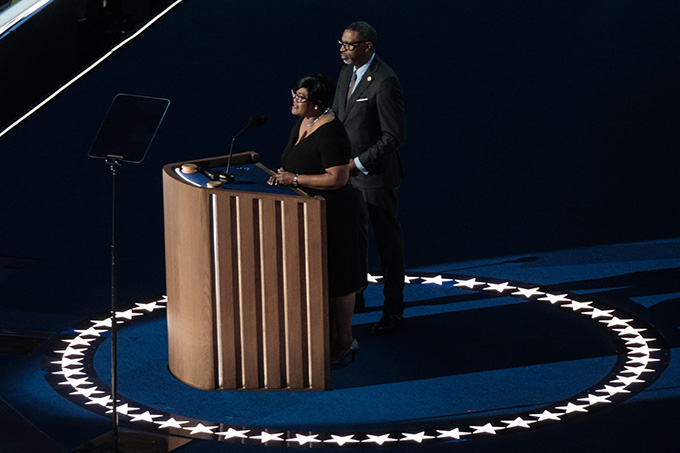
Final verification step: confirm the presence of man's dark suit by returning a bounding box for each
[332,56,406,316]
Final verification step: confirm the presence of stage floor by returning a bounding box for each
[2,238,679,452]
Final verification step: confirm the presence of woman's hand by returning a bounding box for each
[268,168,295,186]
[267,165,348,190]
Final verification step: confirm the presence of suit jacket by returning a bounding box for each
[333,56,406,189]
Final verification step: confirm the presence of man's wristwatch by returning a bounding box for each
[293,174,299,187]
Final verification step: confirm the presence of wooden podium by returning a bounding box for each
[162,152,330,390]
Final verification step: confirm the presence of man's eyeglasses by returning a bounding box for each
[338,39,368,50]
[291,90,308,103]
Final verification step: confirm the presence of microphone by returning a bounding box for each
[221,115,267,183]
[196,166,221,181]
[246,115,267,129]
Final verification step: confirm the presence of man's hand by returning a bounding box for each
[348,158,358,175]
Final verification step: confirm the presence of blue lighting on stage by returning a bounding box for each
[41,273,668,448]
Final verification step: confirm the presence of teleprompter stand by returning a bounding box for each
[87,93,170,452]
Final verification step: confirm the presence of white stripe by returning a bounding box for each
[0,0,185,140]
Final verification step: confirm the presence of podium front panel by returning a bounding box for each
[162,152,329,390]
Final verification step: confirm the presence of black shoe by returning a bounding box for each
[331,338,359,366]
[370,314,404,335]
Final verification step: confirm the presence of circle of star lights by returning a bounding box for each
[41,274,668,448]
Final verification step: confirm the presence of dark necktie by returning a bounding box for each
[346,70,357,105]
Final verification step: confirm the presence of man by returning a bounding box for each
[332,21,406,335]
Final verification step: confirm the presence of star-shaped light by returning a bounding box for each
[555,403,588,414]
[470,423,504,434]
[560,300,593,311]
[106,403,138,415]
[623,336,654,346]
[363,434,397,445]
[70,386,104,398]
[623,364,654,374]
[156,418,190,429]
[436,428,471,439]
[60,377,93,388]
[405,275,420,284]
[215,428,249,439]
[614,326,647,337]
[63,336,96,347]
[484,282,516,293]
[421,275,453,285]
[454,278,486,289]
[401,432,435,443]
[512,287,544,298]
[186,423,219,435]
[627,345,660,355]
[627,356,656,366]
[581,308,614,319]
[90,318,113,328]
[129,411,163,423]
[114,309,144,321]
[577,394,611,405]
[538,293,570,304]
[530,410,562,421]
[73,327,106,337]
[53,346,86,357]
[595,385,631,396]
[502,417,535,429]
[251,431,285,443]
[609,375,645,386]
[367,273,382,283]
[599,317,633,327]
[85,395,114,407]
[53,367,86,378]
[50,357,83,367]
[286,434,321,445]
[134,301,166,312]
[324,435,359,446]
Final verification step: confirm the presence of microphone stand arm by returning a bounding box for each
[222,124,250,184]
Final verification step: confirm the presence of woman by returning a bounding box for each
[269,74,364,365]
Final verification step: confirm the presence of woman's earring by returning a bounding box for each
[314,105,318,110]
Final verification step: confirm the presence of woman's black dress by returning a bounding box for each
[281,117,364,297]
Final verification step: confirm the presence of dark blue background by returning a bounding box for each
[1,0,679,313]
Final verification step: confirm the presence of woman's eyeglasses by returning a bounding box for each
[291,90,308,103]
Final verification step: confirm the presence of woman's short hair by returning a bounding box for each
[293,74,335,110]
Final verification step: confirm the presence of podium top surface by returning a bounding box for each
[163,152,315,198]
[174,163,301,195]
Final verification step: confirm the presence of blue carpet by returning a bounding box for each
[2,241,680,451]
[93,301,616,429]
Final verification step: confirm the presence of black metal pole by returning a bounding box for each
[107,155,122,452]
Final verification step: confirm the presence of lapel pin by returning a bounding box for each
[367,76,373,82]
